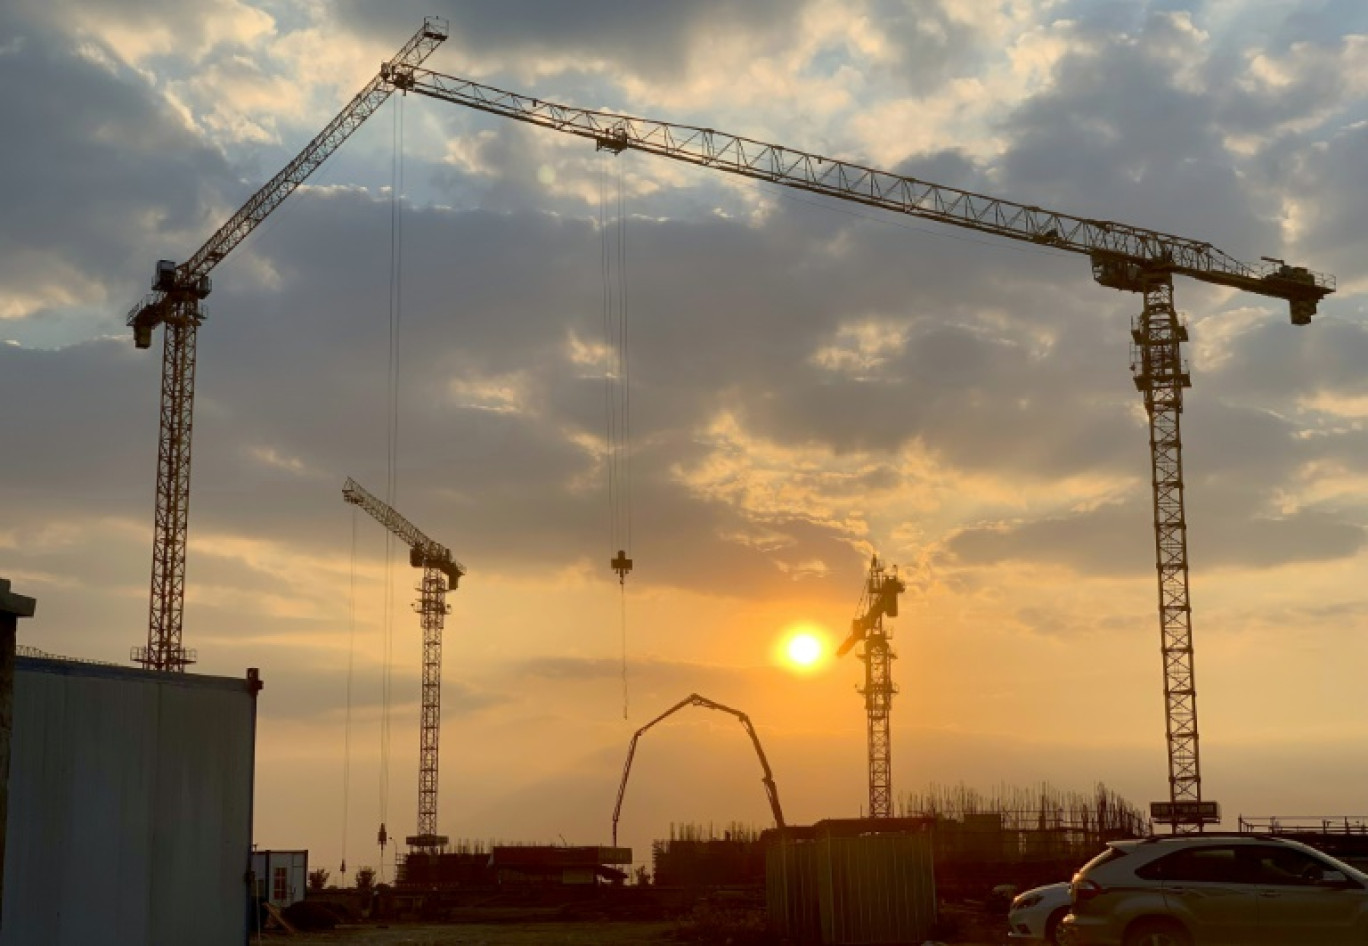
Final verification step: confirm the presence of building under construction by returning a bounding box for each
[397,844,632,888]
[652,782,1147,895]
[899,782,1150,896]
[652,822,769,887]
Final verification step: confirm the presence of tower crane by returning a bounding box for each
[119,20,1335,830]
[124,18,448,672]
[837,555,906,819]
[342,476,464,852]
[388,65,1335,831]
[611,693,784,847]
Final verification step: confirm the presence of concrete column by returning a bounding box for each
[0,578,36,933]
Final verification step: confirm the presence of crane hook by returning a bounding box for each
[611,549,633,585]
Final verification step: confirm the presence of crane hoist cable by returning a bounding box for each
[341,506,359,877]
[377,92,408,880]
[601,155,634,718]
[601,157,634,579]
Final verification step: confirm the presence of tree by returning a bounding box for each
[354,866,376,893]
[307,867,329,892]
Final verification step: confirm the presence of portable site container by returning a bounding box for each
[251,849,308,908]
[1,656,260,946]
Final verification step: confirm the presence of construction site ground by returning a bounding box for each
[268,919,677,945]
[264,904,1005,945]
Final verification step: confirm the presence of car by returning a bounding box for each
[1061,833,1368,946]
[1007,881,1072,944]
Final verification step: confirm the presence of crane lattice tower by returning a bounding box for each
[343,476,464,851]
[838,556,906,819]
[1130,274,1202,830]
[125,19,448,671]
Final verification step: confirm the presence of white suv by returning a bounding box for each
[1061,834,1368,946]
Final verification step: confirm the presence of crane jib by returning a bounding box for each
[397,63,1333,322]
[125,18,449,349]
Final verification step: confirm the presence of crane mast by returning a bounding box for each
[395,66,1335,828]
[837,556,906,819]
[343,477,464,851]
[125,18,448,672]
[1132,276,1203,831]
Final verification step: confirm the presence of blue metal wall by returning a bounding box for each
[2,657,257,946]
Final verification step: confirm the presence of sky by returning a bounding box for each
[3,0,1368,881]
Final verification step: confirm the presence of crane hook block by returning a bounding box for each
[611,549,633,584]
[377,823,388,848]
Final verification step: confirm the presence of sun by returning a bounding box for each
[779,627,827,672]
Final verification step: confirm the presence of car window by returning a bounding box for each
[1137,846,1252,883]
[1245,845,1337,886]
[1079,846,1128,874]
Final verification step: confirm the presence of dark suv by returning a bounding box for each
[1061,834,1368,945]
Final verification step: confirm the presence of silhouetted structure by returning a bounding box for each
[766,817,937,945]
[652,823,767,887]
[1239,816,1368,870]
[0,578,36,929]
[900,782,1149,895]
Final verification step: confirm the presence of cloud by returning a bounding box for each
[950,495,1365,576]
[0,8,237,340]
[9,0,1368,879]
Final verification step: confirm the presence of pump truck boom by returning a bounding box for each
[612,693,784,846]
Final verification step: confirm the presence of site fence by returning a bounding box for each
[1239,816,1368,835]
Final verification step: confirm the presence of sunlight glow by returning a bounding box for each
[778,626,828,673]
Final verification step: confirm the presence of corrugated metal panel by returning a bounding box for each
[817,833,936,945]
[768,827,937,946]
[767,837,822,943]
[2,658,257,946]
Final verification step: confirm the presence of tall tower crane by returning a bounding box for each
[120,22,1334,829]
[342,476,464,852]
[837,556,906,819]
[388,66,1335,830]
[124,18,448,672]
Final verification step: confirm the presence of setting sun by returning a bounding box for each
[779,627,827,672]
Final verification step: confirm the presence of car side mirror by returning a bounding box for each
[1319,870,1356,887]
